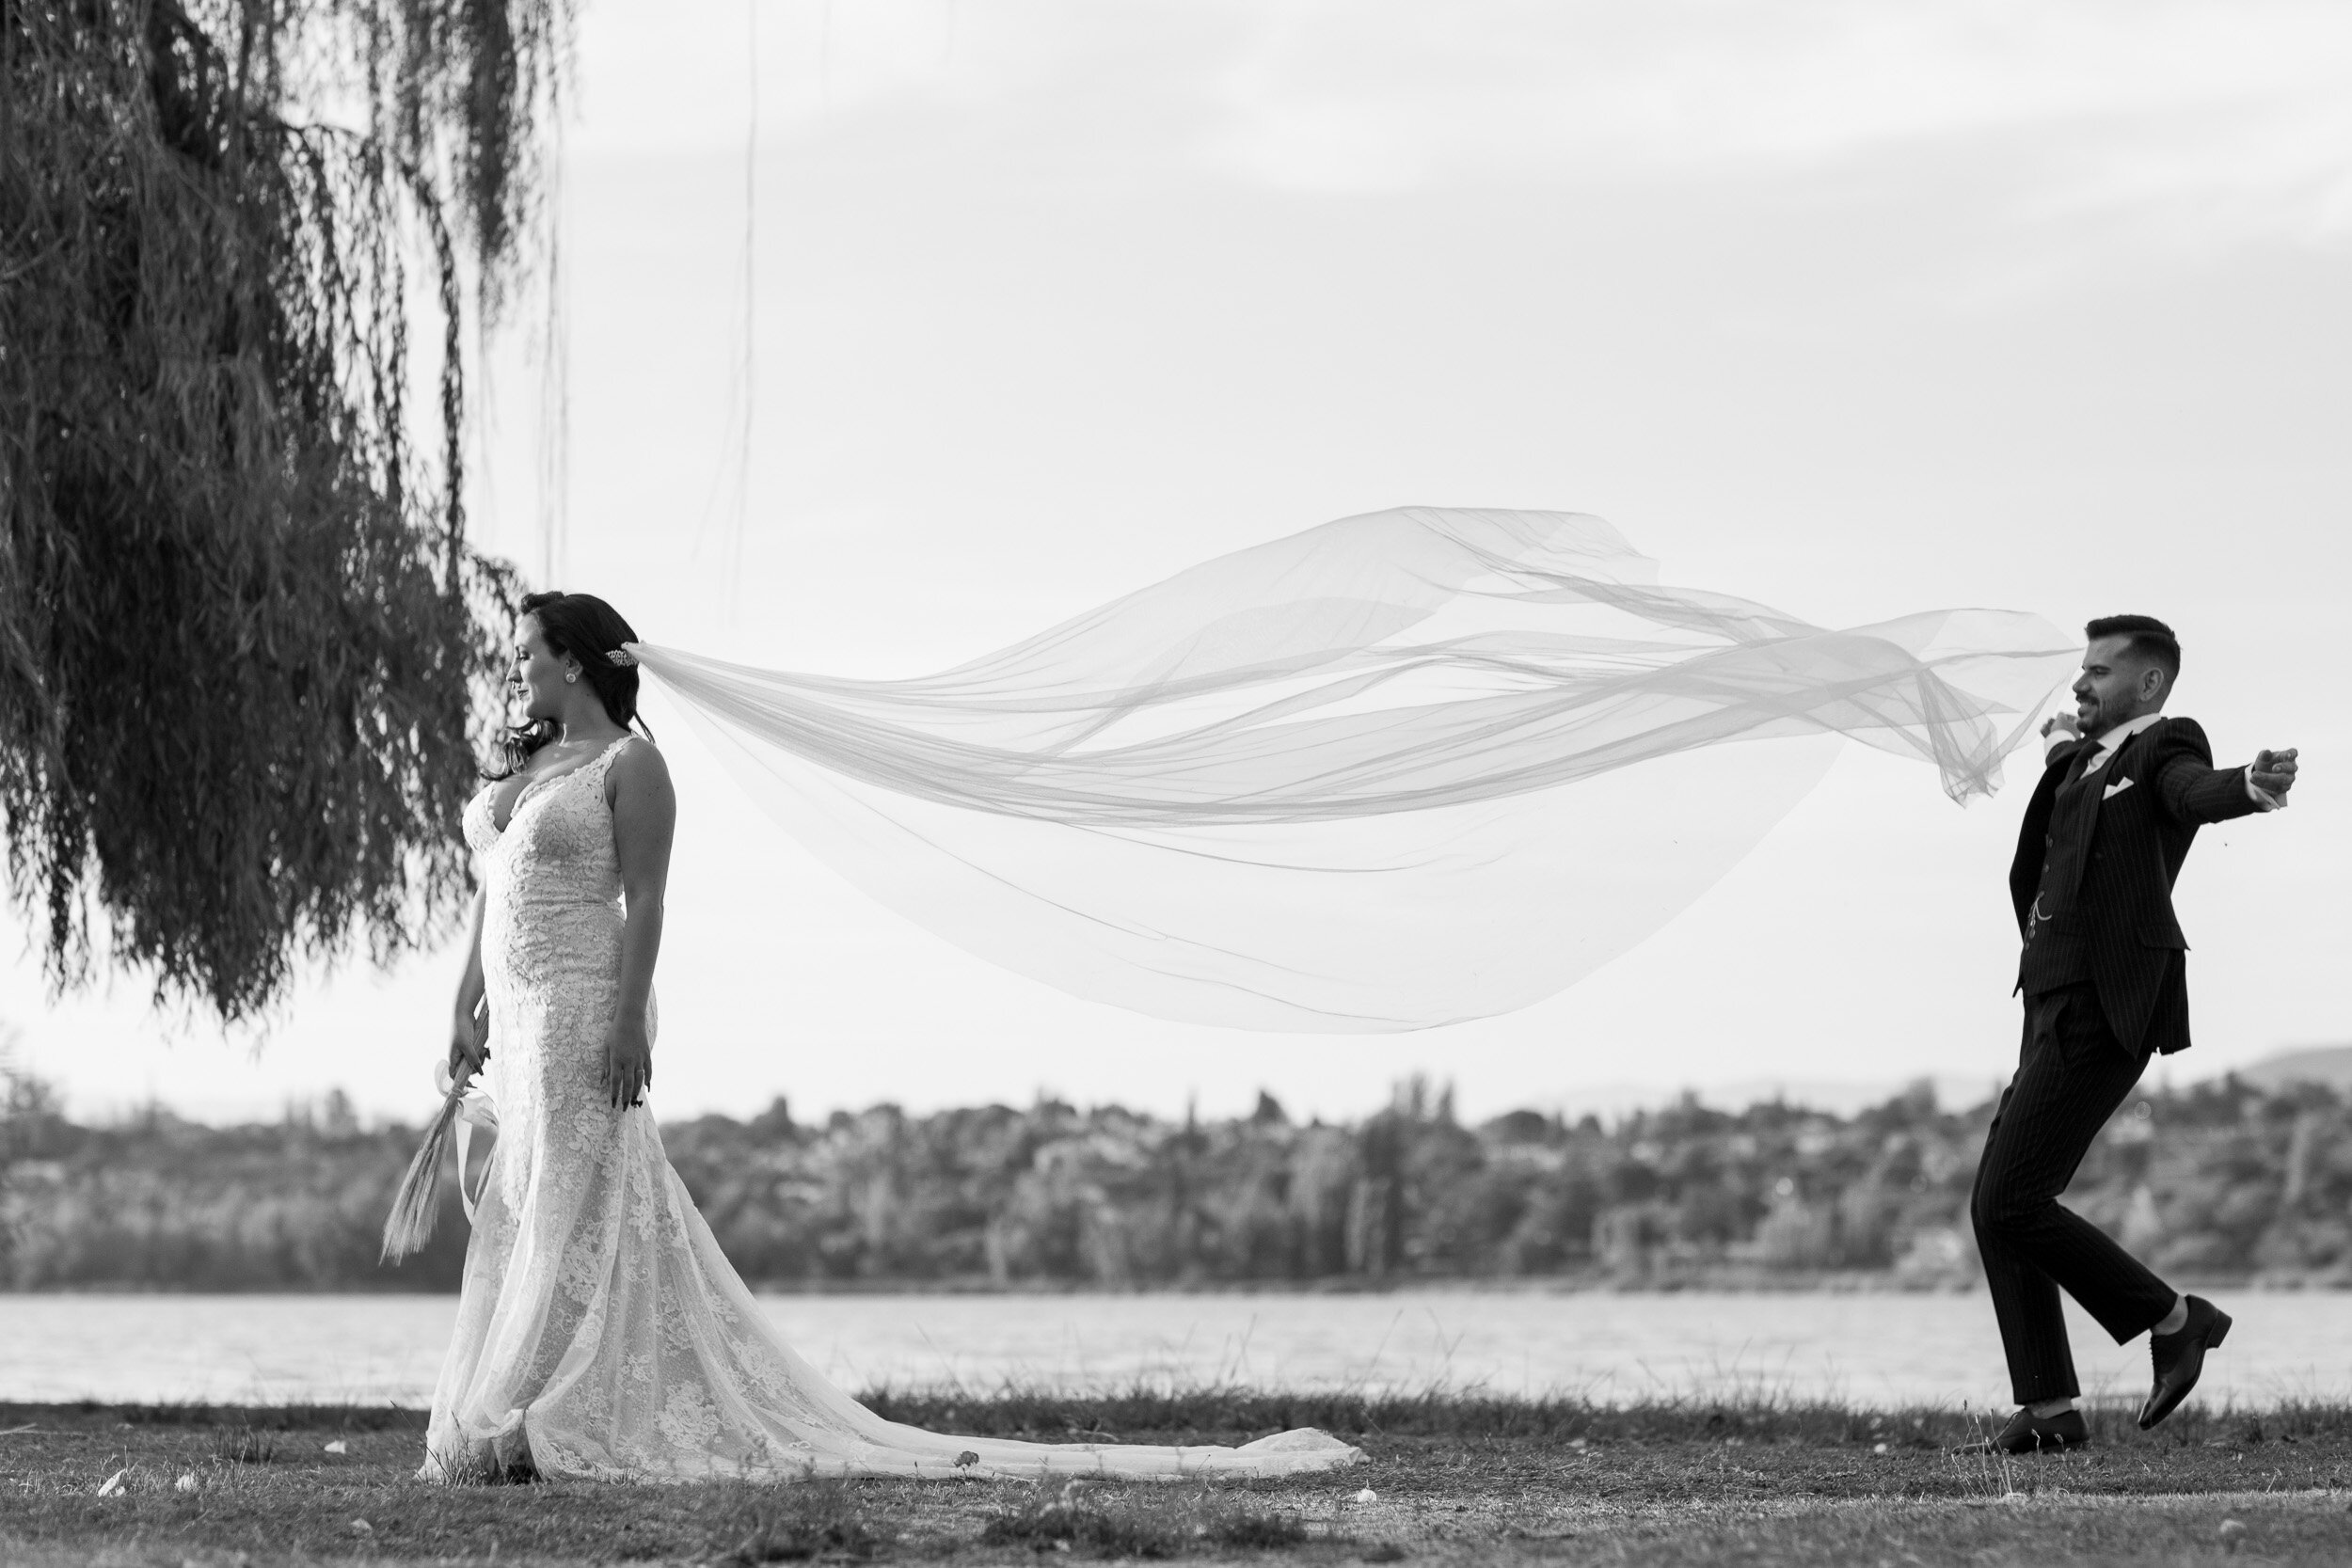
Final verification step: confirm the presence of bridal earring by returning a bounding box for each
[564,669,579,684]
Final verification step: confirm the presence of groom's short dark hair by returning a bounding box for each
[2086,613,2181,682]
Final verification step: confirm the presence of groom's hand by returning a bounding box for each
[2252,748,2299,797]
[2041,712,2082,743]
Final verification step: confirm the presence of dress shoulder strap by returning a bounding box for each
[589,732,652,795]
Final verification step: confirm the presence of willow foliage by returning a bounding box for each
[0,0,572,1022]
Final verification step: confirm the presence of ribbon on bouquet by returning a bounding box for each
[431,1059,501,1222]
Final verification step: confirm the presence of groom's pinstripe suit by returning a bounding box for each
[1970,715,2269,1404]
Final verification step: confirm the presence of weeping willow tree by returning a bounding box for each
[0,0,573,1022]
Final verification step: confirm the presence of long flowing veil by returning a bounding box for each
[628,507,2072,1032]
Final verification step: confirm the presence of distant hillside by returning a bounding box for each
[2234,1046,2352,1093]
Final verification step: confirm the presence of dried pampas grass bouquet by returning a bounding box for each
[382,1006,487,1263]
[380,1077,471,1262]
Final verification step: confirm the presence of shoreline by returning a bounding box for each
[11,1386,2352,1423]
[1,1273,2343,1297]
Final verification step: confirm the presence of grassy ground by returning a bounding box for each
[5,1392,2350,1566]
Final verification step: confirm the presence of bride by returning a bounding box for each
[421,589,1361,1481]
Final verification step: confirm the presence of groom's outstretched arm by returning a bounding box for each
[2153,718,2296,826]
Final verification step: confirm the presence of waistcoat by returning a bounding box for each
[2017,747,2102,995]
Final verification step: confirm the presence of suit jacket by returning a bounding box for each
[2008,716,2263,1056]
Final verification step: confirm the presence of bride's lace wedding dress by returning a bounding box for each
[421,736,1359,1481]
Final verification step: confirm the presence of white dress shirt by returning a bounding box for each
[2042,712,2282,811]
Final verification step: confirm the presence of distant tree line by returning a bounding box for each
[2,1069,2346,1292]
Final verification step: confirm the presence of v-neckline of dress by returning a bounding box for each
[490,736,629,836]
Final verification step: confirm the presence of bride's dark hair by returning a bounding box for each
[492,591,655,778]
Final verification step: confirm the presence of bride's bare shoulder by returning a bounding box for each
[608,734,674,795]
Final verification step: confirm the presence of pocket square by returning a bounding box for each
[2103,776,2136,800]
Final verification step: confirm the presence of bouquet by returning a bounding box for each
[380,1003,492,1263]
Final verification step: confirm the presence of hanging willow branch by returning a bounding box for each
[0,0,572,1022]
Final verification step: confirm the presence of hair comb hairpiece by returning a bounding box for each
[606,648,639,667]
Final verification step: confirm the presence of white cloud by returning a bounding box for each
[1204,1,2352,242]
[556,2,2348,245]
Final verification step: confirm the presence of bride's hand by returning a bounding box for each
[448,1004,489,1085]
[603,1019,653,1110]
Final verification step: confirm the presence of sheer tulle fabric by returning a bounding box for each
[424,739,1359,1481]
[631,507,2073,1033]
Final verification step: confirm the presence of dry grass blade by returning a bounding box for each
[380,1082,469,1263]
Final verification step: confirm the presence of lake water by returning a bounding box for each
[4,1290,2346,1409]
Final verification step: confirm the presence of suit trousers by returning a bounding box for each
[1970,983,2175,1403]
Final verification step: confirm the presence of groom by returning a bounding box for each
[1964,614,2298,1454]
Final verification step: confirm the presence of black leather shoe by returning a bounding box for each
[2139,1295,2232,1431]
[1955,1406,2090,1454]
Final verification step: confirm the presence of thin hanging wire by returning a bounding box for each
[730,0,758,626]
[469,308,500,565]
[537,115,572,590]
[691,0,759,627]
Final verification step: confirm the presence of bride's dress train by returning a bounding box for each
[421,736,1359,1481]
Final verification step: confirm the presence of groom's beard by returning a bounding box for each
[2077,693,2124,736]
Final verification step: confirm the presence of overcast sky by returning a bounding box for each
[7,0,2346,1127]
